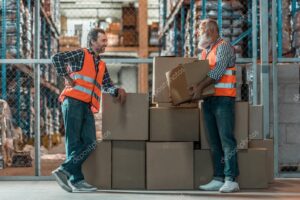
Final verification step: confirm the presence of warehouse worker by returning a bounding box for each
[51,28,127,192]
[189,19,239,193]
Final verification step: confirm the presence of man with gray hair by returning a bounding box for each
[189,19,239,193]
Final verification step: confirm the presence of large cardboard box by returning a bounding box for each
[150,107,199,141]
[147,142,194,189]
[152,57,197,103]
[194,149,269,189]
[102,93,148,140]
[249,105,263,139]
[82,141,112,189]
[200,101,249,149]
[166,60,215,105]
[249,139,274,183]
[112,141,145,189]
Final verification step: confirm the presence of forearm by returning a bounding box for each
[197,76,215,90]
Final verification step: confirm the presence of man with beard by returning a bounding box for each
[51,28,127,192]
[189,19,239,193]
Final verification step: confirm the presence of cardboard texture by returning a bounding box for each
[150,107,199,141]
[194,149,268,189]
[166,60,215,105]
[82,141,112,189]
[249,105,263,139]
[152,57,197,103]
[112,141,146,189]
[249,139,274,183]
[147,142,194,189]
[102,93,148,140]
[200,102,249,149]
[155,102,198,108]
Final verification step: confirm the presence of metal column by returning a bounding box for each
[34,0,41,176]
[277,0,282,57]
[217,0,222,37]
[174,17,178,56]
[272,0,279,178]
[190,0,194,57]
[252,0,258,105]
[260,0,270,139]
[202,0,206,19]
[16,0,21,126]
[181,6,185,56]
[1,0,7,100]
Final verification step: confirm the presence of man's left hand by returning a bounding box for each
[116,88,127,105]
[189,84,203,101]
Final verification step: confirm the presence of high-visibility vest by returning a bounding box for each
[59,48,106,113]
[201,39,236,97]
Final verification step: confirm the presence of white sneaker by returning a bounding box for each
[219,180,240,193]
[69,180,98,192]
[199,180,224,191]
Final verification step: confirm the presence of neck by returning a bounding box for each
[91,47,100,55]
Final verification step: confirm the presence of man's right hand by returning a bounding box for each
[64,75,75,87]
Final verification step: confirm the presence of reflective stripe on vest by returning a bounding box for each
[72,74,102,91]
[215,83,236,89]
[224,69,236,76]
[72,85,101,102]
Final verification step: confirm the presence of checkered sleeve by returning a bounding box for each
[102,67,119,97]
[51,49,84,77]
[207,42,236,81]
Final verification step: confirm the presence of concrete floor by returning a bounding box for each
[1,180,300,200]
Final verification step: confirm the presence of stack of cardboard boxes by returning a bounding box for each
[83,57,274,190]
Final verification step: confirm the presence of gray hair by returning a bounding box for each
[200,19,219,35]
[87,28,106,47]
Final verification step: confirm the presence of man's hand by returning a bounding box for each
[188,84,203,101]
[116,88,127,105]
[64,75,75,87]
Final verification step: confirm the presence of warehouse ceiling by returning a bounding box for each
[60,0,159,21]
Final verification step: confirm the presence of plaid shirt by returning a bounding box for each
[51,48,118,97]
[205,38,236,81]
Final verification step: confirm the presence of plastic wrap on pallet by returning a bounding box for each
[282,0,292,55]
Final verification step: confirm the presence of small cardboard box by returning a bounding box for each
[82,141,112,189]
[200,102,249,149]
[249,139,274,183]
[150,107,199,141]
[112,141,146,189]
[102,93,148,140]
[249,105,263,139]
[166,60,215,105]
[152,57,197,103]
[147,142,194,189]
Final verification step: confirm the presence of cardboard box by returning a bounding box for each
[249,139,274,183]
[82,141,111,189]
[194,150,213,188]
[194,149,268,189]
[112,141,145,189]
[238,148,268,189]
[150,107,199,141]
[102,93,148,140]
[147,142,194,189]
[249,105,263,139]
[200,102,249,149]
[166,60,215,105]
[152,57,197,104]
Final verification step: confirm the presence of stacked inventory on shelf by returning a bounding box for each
[22,5,32,58]
[121,3,138,46]
[281,0,292,56]
[159,0,249,58]
[293,1,300,56]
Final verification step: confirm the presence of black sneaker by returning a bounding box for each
[52,168,72,192]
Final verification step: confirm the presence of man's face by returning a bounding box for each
[198,23,213,49]
[92,33,108,54]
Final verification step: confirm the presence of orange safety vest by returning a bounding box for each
[59,48,106,113]
[201,39,236,97]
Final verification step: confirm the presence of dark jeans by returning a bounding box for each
[203,96,239,181]
[60,97,97,184]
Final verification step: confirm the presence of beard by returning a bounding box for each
[198,33,212,49]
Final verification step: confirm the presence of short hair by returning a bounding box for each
[87,28,106,47]
[200,19,219,35]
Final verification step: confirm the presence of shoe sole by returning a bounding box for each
[72,188,98,193]
[219,188,240,193]
[52,171,72,192]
